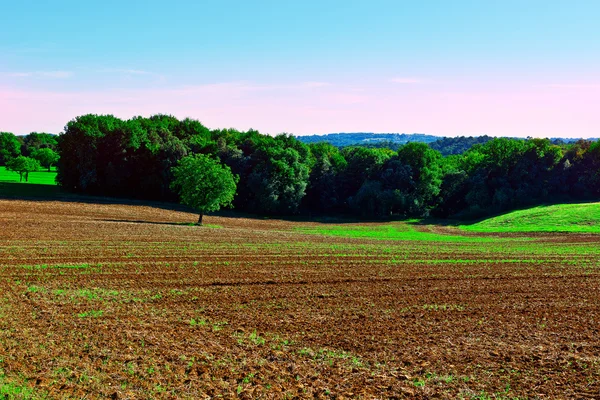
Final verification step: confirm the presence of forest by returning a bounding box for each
[1,114,599,219]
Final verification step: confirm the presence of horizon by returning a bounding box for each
[1,1,599,138]
[9,127,599,141]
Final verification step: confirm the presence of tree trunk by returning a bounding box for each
[25,172,29,182]
[196,214,203,226]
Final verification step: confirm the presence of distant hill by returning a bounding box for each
[296,133,596,155]
[296,133,440,147]
[429,135,495,155]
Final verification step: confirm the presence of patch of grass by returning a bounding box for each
[235,330,266,346]
[23,263,91,271]
[189,318,207,327]
[77,310,104,318]
[297,223,498,243]
[26,285,46,294]
[461,203,600,233]
[0,375,44,399]
[298,347,364,368]
[0,166,58,185]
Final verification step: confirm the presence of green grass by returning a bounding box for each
[298,202,600,241]
[461,203,600,233]
[0,166,58,185]
[297,223,499,242]
[0,375,43,399]
[77,310,104,318]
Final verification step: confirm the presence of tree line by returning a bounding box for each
[0,132,60,181]
[2,114,600,219]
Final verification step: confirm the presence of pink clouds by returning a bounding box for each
[1,80,599,137]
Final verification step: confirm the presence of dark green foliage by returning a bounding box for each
[231,133,311,214]
[303,143,347,213]
[338,147,393,207]
[52,114,600,219]
[351,143,443,218]
[20,132,58,156]
[458,138,564,216]
[0,132,22,166]
[57,114,123,193]
[429,135,494,155]
[569,140,600,197]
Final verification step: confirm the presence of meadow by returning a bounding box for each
[0,195,599,398]
[0,167,58,186]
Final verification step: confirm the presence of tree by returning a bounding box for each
[31,148,59,171]
[394,142,444,216]
[224,132,311,215]
[21,132,58,156]
[6,156,41,182]
[303,143,347,213]
[57,114,122,192]
[338,147,392,208]
[170,154,238,225]
[244,146,310,214]
[0,132,21,166]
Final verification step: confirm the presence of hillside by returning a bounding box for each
[295,132,440,147]
[461,202,600,233]
[296,133,593,153]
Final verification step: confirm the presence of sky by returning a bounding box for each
[1,0,599,137]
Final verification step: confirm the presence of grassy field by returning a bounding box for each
[296,223,503,242]
[297,201,600,240]
[0,166,58,185]
[0,199,599,398]
[461,202,600,233]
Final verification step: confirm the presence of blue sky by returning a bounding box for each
[1,1,599,136]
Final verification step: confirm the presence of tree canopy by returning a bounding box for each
[31,148,59,171]
[170,154,238,225]
[0,132,21,166]
[49,114,600,220]
[6,156,41,182]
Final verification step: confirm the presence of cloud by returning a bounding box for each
[7,71,73,79]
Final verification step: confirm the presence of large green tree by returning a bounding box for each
[338,147,392,208]
[303,142,347,213]
[6,156,41,182]
[170,154,238,225]
[354,143,444,218]
[57,114,122,192]
[0,132,22,166]
[31,148,59,171]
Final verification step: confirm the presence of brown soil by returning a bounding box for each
[0,199,599,399]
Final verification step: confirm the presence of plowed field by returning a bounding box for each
[1,199,599,399]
